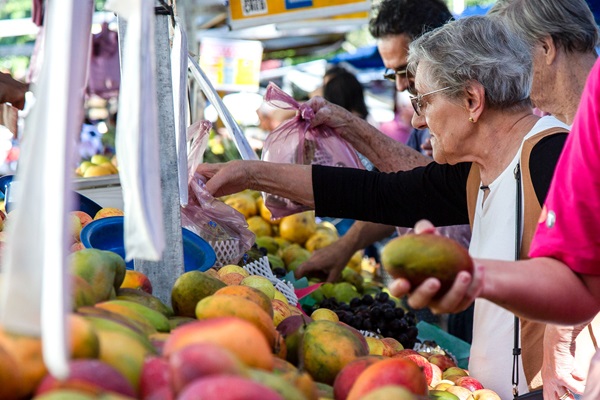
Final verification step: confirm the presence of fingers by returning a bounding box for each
[414,219,436,234]
[388,278,412,298]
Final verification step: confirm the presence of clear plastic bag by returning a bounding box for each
[181,120,255,267]
[261,82,364,219]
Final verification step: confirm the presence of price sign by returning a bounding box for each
[229,0,371,30]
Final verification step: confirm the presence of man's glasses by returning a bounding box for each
[383,67,409,82]
[409,86,453,116]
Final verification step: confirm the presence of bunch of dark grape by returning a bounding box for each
[318,292,419,349]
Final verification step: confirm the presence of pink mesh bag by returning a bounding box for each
[261,82,364,218]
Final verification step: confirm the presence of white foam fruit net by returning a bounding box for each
[210,238,243,269]
[243,256,298,306]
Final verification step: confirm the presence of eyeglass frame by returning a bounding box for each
[409,86,453,116]
[383,67,409,82]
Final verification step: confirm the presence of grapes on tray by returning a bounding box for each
[310,293,419,350]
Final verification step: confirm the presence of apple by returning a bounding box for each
[429,362,443,388]
[446,385,475,400]
[442,366,469,381]
[380,337,404,356]
[365,337,387,356]
[394,352,433,386]
[434,379,456,391]
[472,388,502,400]
[428,354,457,371]
[455,376,484,392]
[429,389,461,399]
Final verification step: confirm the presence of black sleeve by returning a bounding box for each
[312,162,472,228]
[529,133,568,204]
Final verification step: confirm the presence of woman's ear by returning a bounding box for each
[463,81,485,123]
[539,35,557,65]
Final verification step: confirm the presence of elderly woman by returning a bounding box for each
[197,16,569,398]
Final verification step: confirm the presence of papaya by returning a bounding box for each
[381,233,473,298]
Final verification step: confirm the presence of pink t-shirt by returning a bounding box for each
[529,59,600,275]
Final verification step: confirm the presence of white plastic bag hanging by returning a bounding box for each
[0,0,94,379]
[171,18,189,206]
[105,0,165,262]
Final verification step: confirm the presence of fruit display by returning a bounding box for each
[0,195,503,400]
[75,154,119,178]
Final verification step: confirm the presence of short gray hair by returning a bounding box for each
[407,16,532,110]
[489,0,599,53]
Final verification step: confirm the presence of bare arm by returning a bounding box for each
[295,222,395,282]
[197,160,315,207]
[390,256,600,325]
[305,97,430,172]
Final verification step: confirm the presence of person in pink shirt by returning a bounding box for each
[389,58,600,399]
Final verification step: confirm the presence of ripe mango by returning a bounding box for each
[381,233,473,298]
[170,270,226,317]
[69,249,124,304]
[301,320,369,385]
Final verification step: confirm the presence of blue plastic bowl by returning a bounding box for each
[80,216,216,271]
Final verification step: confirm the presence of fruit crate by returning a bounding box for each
[416,320,470,369]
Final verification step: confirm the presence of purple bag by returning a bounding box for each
[261,82,364,218]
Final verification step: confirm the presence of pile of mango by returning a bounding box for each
[75,154,119,178]
[0,241,501,399]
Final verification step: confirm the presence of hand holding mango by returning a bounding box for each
[381,221,473,300]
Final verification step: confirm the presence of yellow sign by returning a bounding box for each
[228,0,371,30]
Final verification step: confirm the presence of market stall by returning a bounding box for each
[0,1,503,399]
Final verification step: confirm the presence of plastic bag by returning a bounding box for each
[261,82,364,218]
[181,120,255,267]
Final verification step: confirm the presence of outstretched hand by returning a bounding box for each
[294,238,355,282]
[196,160,253,198]
[387,220,483,314]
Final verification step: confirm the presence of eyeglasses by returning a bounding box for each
[409,86,453,116]
[383,67,409,82]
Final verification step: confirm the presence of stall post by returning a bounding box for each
[118,1,184,305]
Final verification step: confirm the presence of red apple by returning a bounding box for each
[71,210,93,228]
[455,376,484,392]
[333,355,386,400]
[380,337,404,356]
[428,353,457,371]
[394,352,433,386]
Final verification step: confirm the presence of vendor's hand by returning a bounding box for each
[542,325,586,399]
[295,238,355,282]
[196,160,254,198]
[387,220,483,314]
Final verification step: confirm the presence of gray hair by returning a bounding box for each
[407,16,532,110]
[489,0,599,53]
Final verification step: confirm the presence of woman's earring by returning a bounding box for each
[469,117,475,123]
